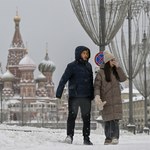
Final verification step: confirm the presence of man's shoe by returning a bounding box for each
[111,138,119,145]
[64,135,73,144]
[83,137,93,145]
[104,139,112,145]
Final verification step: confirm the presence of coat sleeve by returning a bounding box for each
[89,63,94,100]
[94,71,102,98]
[56,64,73,98]
[116,67,127,82]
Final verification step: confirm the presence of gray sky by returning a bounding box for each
[0,0,98,88]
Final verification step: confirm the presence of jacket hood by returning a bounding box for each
[75,46,91,61]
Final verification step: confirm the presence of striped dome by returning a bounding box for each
[38,53,56,73]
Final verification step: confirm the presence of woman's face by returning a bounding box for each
[109,58,116,68]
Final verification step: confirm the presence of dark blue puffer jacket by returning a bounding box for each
[56,46,94,100]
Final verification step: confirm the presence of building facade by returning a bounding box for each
[0,14,58,125]
[121,88,150,132]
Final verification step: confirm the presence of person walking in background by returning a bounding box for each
[56,46,94,145]
[94,50,127,145]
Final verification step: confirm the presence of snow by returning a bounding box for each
[19,54,36,66]
[123,96,144,103]
[121,88,140,94]
[36,73,46,80]
[19,54,36,70]
[6,99,20,104]
[0,124,150,150]
[2,70,15,80]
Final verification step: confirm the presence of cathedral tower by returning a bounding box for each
[19,54,36,97]
[38,46,56,97]
[6,12,27,79]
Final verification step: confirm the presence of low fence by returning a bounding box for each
[0,111,97,129]
[5,121,97,130]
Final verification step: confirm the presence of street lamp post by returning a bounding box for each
[0,80,3,123]
[21,96,24,126]
[42,104,44,127]
[56,98,59,129]
[127,3,136,134]
[0,88,2,123]
[143,60,149,134]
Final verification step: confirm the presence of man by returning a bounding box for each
[56,46,94,145]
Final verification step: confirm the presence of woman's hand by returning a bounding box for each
[95,95,107,110]
[113,60,119,68]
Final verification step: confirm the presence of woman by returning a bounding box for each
[94,50,127,145]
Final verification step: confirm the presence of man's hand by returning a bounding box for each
[94,95,106,110]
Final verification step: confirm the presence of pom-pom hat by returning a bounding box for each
[103,50,115,63]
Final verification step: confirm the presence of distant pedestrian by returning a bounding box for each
[56,46,94,145]
[94,50,127,145]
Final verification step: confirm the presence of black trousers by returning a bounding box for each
[67,98,91,138]
[104,120,119,140]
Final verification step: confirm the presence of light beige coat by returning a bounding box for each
[94,67,127,121]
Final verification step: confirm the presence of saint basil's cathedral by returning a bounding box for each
[0,13,63,123]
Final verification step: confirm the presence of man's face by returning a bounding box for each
[81,50,89,61]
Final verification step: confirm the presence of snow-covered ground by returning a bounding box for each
[0,124,150,150]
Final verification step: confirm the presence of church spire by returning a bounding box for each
[11,10,24,48]
[45,42,49,61]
